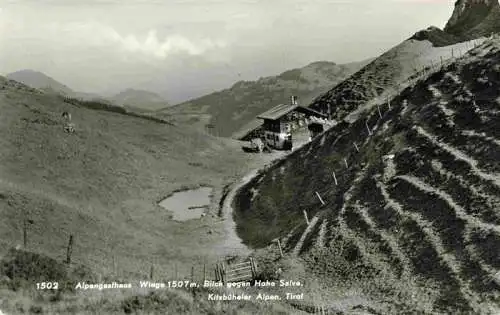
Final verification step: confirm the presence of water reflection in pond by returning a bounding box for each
[159,187,212,221]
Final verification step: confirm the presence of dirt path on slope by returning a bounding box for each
[213,129,313,257]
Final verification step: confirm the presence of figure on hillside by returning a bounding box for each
[61,111,71,121]
[275,267,282,279]
[61,111,75,133]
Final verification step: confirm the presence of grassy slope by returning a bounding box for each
[0,248,298,314]
[0,76,307,314]
[233,38,500,314]
[0,75,258,281]
[157,60,370,138]
[0,249,297,314]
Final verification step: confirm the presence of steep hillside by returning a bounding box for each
[0,75,253,282]
[111,88,170,111]
[158,60,370,138]
[308,37,486,124]
[234,38,500,314]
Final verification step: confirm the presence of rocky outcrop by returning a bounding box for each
[444,0,500,39]
[410,26,460,47]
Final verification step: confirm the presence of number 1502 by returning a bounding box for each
[36,282,59,290]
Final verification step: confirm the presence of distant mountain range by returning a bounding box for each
[111,88,170,111]
[158,59,372,138]
[5,69,170,111]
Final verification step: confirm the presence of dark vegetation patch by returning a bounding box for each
[470,229,500,269]
[62,96,174,126]
[0,248,95,294]
[121,291,193,314]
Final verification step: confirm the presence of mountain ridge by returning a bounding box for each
[6,69,74,95]
[157,59,372,138]
[6,69,105,101]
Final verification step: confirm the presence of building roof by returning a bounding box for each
[257,104,327,121]
[257,104,299,120]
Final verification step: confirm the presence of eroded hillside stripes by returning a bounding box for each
[430,159,500,221]
[408,131,500,199]
[332,167,395,271]
[415,126,500,186]
[394,147,500,225]
[357,202,412,278]
[376,180,479,311]
[416,101,500,173]
[346,202,411,278]
[462,129,500,147]
[395,175,500,236]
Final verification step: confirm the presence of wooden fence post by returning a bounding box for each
[332,171,338,185]
[23,219,27,249]
[249,257,257,277]
[303,210,310,225]
[215,264,219,282]
[315,192,325,205]
[221,262,226,285]
[203,263,206,282]
[191,266,194,282]
[366,120,372,135]
[22,218,34,250]
[66,234,74,264]
[277,240,284,258]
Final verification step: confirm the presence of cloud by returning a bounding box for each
[57,21,227,58]
[118,30,227,58]
[9,19,227,59]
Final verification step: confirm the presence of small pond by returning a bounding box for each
[158,187,213,221]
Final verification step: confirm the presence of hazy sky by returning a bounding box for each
[0,0,455,103]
